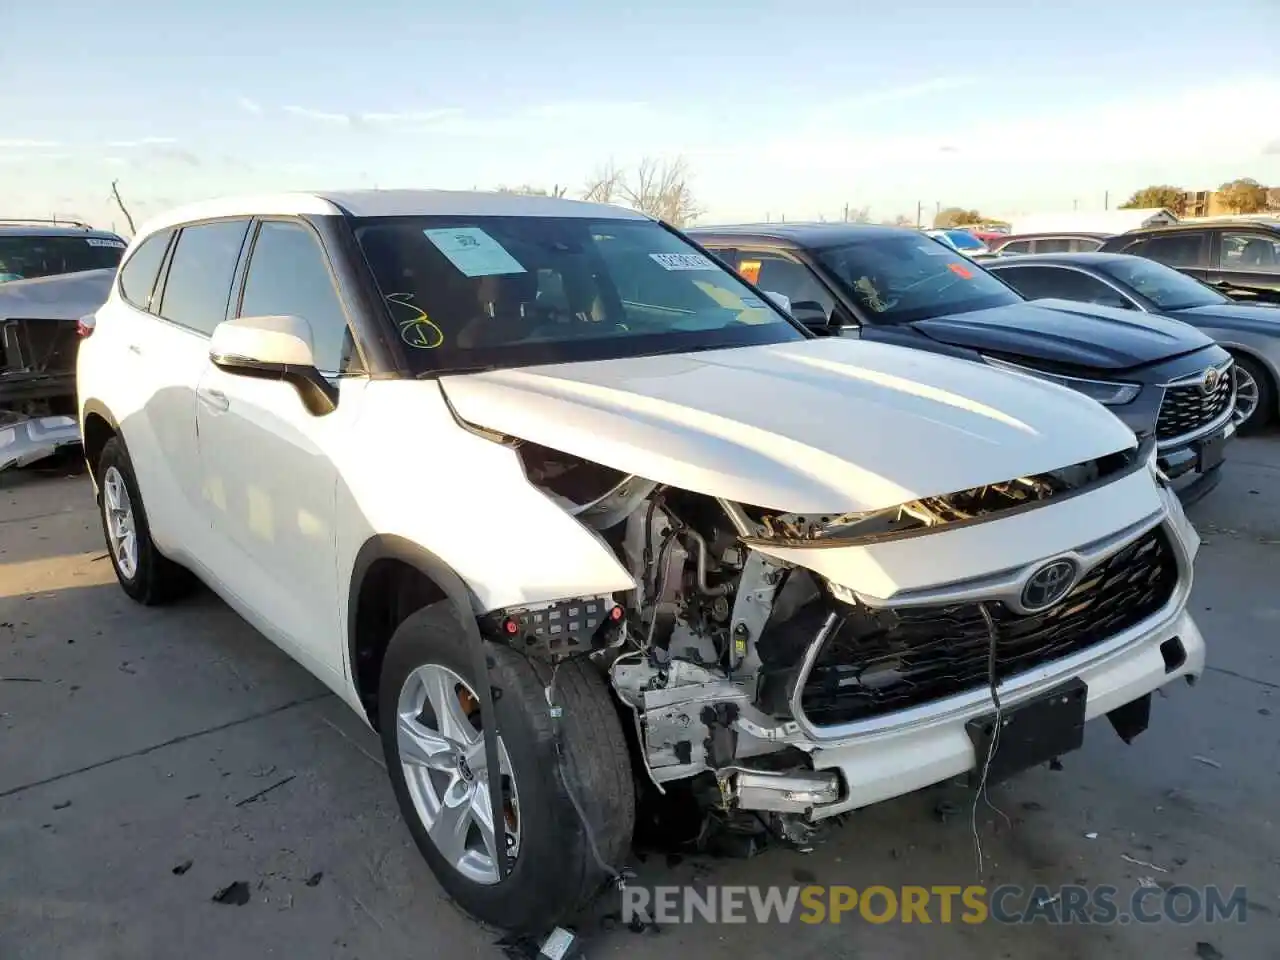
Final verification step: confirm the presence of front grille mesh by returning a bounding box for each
[1156,366,1234,442]
[800,527,1179,726]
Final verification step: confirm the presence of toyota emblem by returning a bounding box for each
[1020,559,1078,612]
[1202,366,1220,395]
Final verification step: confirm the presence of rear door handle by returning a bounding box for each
[198,388,229,412]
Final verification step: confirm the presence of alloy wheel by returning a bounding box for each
[396,663,520,884]
[102,465,138,579]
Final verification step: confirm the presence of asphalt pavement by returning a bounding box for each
[1,441,1277,960]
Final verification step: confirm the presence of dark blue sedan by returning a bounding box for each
[987,252,1280,433]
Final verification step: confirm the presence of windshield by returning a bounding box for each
[1096,257,1227,311]
[0,235,126,282]
[814,234,1022,324]
[354,216,804,372]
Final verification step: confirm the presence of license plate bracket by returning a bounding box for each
[1197,430,1227,473]
[966,677,1087,785]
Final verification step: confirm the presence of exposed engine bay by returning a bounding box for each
[494,439,1175,841]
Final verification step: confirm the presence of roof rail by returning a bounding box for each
[0,217,95,230]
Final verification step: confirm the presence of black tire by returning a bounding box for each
[95,436,196,605]
[1232,352,1275,435]
[379,603,635,933]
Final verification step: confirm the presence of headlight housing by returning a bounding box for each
[983,356,1141,406]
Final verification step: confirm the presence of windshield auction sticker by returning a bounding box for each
[423,227,527,278]
[85,238,126,248]
[650,252,718,271]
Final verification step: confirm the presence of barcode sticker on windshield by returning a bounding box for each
[423,227,526,277]
[649,252,718,271]
[85,238,126,248]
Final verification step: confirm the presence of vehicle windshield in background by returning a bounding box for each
[942,230,985,251]
[1095,257,1229,311]
[0,235,126,282]
[355,216,803,372]
[815,234,1022,324]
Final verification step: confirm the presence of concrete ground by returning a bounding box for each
[1,442,1276,960]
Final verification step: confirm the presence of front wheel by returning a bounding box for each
[1232,353,1274,434]
[379,603,635,932]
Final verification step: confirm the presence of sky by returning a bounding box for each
[2,0,1278,233]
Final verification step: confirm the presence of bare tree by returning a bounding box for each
[617,156,703,227]
[582,161,625,204]
[110,179,136,235]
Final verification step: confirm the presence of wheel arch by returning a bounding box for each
[1220,340,1280,416]
[347,534,484,727]
[80,399,121,484]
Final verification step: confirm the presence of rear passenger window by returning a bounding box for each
[157,220,251,335]
[1034,238,1072,254]
[998,240,1030,255]
[118,230,172,309]
[1144,233,1206,268]
[238,221,358,375]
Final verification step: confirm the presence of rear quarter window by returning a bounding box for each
[118,230,173,309]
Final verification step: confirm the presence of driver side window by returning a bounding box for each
[736,252,836,319]
[998,265,1134,309]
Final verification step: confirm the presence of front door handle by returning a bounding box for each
[198,388,229,412]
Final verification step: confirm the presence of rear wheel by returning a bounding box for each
[379,603,635,932]
[95,437,195,604]
[1231,353,1274,434]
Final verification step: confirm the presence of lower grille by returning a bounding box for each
[1156,365,1234,442]
[800,526,1179,726]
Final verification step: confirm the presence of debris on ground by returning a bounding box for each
[1194,942,1224,960]
[234,774,296,807]
[1191,755,1223,769]
[304,871,323,887]
[1085,832,1098,840]
[1121,853,1168,873]
[52,801,71,810]
[211,881,251,906]
[172,860,193,876]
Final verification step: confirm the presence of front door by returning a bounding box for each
[194,219,365,683]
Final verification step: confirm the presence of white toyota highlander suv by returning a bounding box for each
[77,190,1205,932]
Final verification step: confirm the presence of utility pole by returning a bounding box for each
[1073,198,1079,211]
[1104,190,1110,210]
[843,202,849,222]
[916,200,923,227]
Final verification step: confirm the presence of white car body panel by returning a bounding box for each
[440,337,1137,514]
[333,380,635,617]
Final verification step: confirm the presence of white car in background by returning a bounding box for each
[927,227,992,258]
[77,190,1205,933]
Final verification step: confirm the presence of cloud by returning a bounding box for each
[238,97,263,115]
[106,136,178,148]
[359,108,463,126]
[284,105,354,124]
[0,138,60,148]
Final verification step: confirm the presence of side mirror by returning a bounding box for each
[788,299,835,334]
[209,315,338,416]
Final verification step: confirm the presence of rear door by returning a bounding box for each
[1208,229,1280,304]
[114,220,252,563]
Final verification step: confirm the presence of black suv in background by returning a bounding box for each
[1098,220,1280,305]
[689,223,1236,503]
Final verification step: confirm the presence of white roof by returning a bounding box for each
[1005,208,1178,236]
[132,189,649,242]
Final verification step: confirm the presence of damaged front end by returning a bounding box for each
[482,434,1200,844]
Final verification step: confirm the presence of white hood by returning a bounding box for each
[440,338,1137,513]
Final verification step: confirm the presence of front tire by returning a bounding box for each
[379,603,635,933]
[95,436,195,605]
